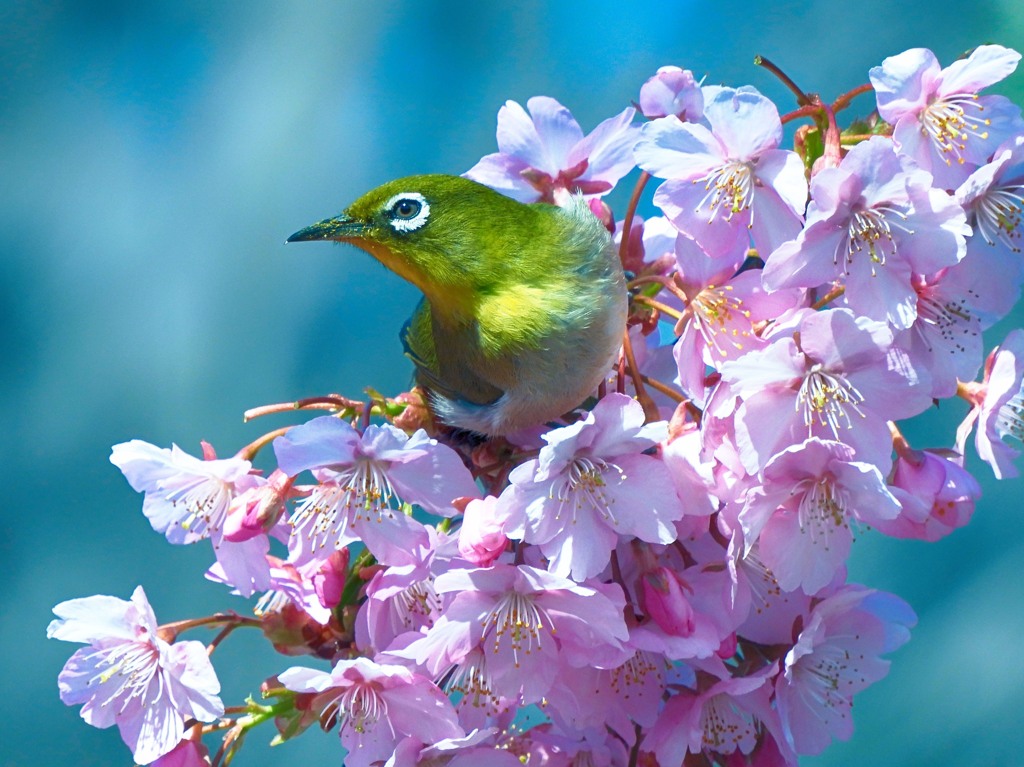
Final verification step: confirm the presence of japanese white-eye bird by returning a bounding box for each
[287,174,627,436]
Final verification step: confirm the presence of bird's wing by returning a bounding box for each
[401,299,504,407]
[401,298,449,392]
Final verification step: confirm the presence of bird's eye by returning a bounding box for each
[393,199,421,219]
[384,192,430,233]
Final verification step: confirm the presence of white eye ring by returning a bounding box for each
[385,192,430,232]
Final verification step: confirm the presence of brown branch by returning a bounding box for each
[622,331,660,422]
[755,55,811,106]
[633,294,684,320]
[811,284,846,310]
[618,171,651,269]
[641,375,685,403]
[832,82,874,113]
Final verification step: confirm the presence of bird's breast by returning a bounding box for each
[427,276,627,435]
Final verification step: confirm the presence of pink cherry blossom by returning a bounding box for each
[957,328,1024,478]
[957,136,1024,255]
[870,45,1023,188]
[635,86,808,260]
[496,393,684,581]
[893,265,986,399]
[396,564,628,704]
[519,726,631,767]
[762,137,969,329]
[775,585,915,755]
[715,308,931,474]
[150,739,210,767]
[645,661,789,765]
[386,729,522,767]
[249,555,347,625]
[739,438,900,593]
[355,530,459,654]
[457,495,509,567]
[110,439,253,545]
[464,96,638,204]
[729,538,813,646]
[109,440,271,596]
[638,66,704,121]
[672,236,804,403]
[278,658,463,767]
[640,564,697,636]
[274,416,479,565]
[621,538,742,661]
[48,587,223,765]
[876,448,980,541]
[544,650,666,741]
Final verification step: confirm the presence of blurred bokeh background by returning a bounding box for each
[4,1,1024,765]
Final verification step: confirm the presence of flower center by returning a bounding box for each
[973,183,1024,251]
[921,93,991,166]
[796,366,867,437]
[395,579,442,629]
[337,683,386,734]
[700,693,759,754]
[694,161,755,224]
[551,456,625,525]
[691,284,753,359]
[608,651,662,695]
[290,460,398,550]
[484,591,552,666]
[839,206,912,275]
[87,641,161,714]
[914,283,977,353]
[167,477,233,537]
[791,640,856,716]
[444,649,502,714]
[796,477,849,544]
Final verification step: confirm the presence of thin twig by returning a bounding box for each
[832,82,874,113]
[633,294,684,320]
[755,55,811,106]
[622,330,659,422]
[641,375,685,403]
[811,284,846,310]
[618,171,651,269]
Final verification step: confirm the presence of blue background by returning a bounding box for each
[4,1,1023,765]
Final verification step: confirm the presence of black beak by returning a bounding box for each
[286,214,366,243]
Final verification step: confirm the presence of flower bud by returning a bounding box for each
[877,449,980,541]
[457,495,509,566]
[640,565,696,637]
[312,549,350,611]
[223,469,294,542]
[638,66,704,120]
[392,388,434,434]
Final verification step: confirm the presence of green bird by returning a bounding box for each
[287,174,628,436]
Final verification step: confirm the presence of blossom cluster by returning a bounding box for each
[50,46,1024,766]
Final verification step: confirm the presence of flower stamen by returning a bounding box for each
[921,93,990,166]
[796,366,867,436]
[694,161,755,225]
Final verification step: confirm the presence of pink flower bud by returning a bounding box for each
[641,566,696,637]
[457,495,508,566]
[877,449,980,542]
[312,550,350,611]
[717,632,738,659]
[638,66,704,120]
[223,470,294,542]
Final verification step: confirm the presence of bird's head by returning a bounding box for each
[288,174,540,319]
